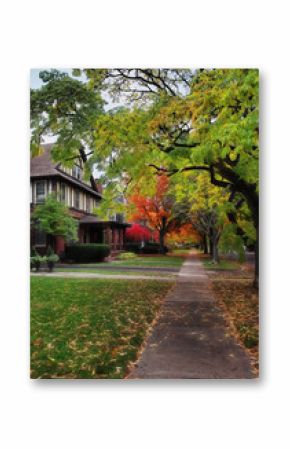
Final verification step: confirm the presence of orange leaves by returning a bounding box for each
[128,175,172,231]
[167,223,201,245]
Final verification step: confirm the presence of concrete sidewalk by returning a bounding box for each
[128,252,255,379]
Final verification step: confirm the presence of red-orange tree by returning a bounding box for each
[129,176,177,253]
[125,223,152,242]
[166,223,201,247]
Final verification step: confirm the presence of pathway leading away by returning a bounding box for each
[128,252,255,379]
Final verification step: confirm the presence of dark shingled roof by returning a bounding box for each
[30,143,59,177]
[30,143,102,199]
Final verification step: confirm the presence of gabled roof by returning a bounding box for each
[30,144,58,177]
[30,143,102,199]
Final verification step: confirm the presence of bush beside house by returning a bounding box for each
[65,244,110,263]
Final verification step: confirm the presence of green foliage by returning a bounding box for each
[46,254,59,263]
[46,245,54,257]
[31,246,40,257]
[31,69,259,264]
[117,252,137,260]
[65,244,110,263]
[30,246,45,270]
[30,255,44,265]
[31,194,78,241]
[46,246,59,264]
[30,69,104,164]
[203,260,239,270]
[219,224,246,262]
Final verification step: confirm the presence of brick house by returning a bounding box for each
[30,143,130,255]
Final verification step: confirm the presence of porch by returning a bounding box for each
[78,217,130,251]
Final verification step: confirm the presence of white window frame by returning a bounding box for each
[35,180,46,204]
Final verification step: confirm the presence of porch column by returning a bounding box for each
[78,225,85,243]
[113,228,117,250]
[55,235,65,255]
[104,227,110,245]
[120,228,124,249]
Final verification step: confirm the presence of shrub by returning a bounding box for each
[46,254,59,263]
[30,247,43,271]
[140,242,168,254]
[124,242,142,253]
[45,246,59,262]
[65,244,110,263]
[117,252,137,260]
[45,247,59,267]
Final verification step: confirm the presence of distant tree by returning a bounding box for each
[125,223,151,242]
[166,223,201,247]
[31,194,78,241]
[129,176,176,253]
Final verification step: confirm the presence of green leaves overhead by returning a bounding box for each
[30,69,104,163]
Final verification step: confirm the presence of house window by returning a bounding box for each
[36,181,45,203]
[35,229,46,246]
[60,183,66,203]
[74,190,80,209]
[51,181,57,193]
[116,213,124,223]
[72,165,81,180]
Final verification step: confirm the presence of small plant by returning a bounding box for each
[46,246,59,272]
[30,248,43,272]
[117,252,137,260]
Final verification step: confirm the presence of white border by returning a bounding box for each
[0,1,289,448]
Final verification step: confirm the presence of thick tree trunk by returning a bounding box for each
[158,217,168,254]
[159,230,166,254]
[203,234,208,254]
[211,162,259,288]
[209,229,214,256]
[211,236,220,264]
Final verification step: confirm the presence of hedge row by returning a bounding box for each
[140,242,168,254]
[65,244,110,263]
[124,242,168,254]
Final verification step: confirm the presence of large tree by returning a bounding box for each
[84,68,259,286]
[30,69,104,190]
[129,176,177,253]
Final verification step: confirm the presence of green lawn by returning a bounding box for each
[170,249,192,255]
[60,255,185,269]
[54,268,176,277]
[31,277,172,379]
[203,260,240,270]
[113,255,185,267]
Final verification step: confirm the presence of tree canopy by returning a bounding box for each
[30,68,259,286]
